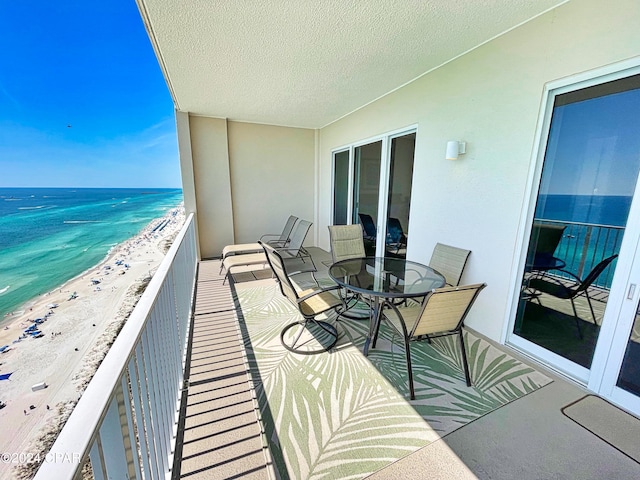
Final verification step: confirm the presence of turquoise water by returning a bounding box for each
[533,194,629,287]
[0,188,183,319]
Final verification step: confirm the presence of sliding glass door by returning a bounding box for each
[353,140,382,255]
[511,65,640,415]
[332,150,350,225]
[332,129,416,258]
[384,133,415,258]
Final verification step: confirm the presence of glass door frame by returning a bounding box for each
[505,58,640,395]
[331,125,417,258]
[597,214,640,415]
[331,147,354,226]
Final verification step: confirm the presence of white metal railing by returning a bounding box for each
[33,213,198,480]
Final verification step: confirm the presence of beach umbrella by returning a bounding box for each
[0,372,13,380]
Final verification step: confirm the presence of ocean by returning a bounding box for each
[0,188,183,319]
[533,194,631,287]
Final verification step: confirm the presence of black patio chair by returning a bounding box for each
[358,213,377,241]
[527,254,618,338]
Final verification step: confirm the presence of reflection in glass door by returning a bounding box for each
[384,133,415,258]
[332,150,350,225]
[331,129,416,258]
[616,304,640,397]
[352,141,382,255]
[513,73,640,378]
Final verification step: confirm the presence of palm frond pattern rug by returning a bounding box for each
[235,283,552,479]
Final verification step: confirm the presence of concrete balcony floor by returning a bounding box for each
[173,248,640,480]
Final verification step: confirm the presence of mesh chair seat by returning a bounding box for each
[298,288,344,317]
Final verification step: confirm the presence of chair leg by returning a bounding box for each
[338,292,370,320]
[372,305,383,349]
[280,319,338,355]
[458,331,472,387]
[585,293,599,326]
[569,299,584,340]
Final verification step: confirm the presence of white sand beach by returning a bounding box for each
[0,207,185,479]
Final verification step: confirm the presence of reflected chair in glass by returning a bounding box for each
[378,283,486,399]
[260,241,344,355]
[526,222,567,275]
[358,213,377,241]
[527,254,618,338]
[328,224,370,319]
[428,243,472,287]
[386,217,407,256]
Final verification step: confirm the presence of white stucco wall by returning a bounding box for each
[185,117,315,257]
[189,116,235,258]
[317,0,640,341]
[227,121,315,244]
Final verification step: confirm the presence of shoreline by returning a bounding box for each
[1,218,166,325]
[0,206,185,479]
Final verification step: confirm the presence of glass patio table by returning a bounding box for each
[328,256,446,355]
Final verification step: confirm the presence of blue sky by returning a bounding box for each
[0,2,181,188]
[541,88,640,197]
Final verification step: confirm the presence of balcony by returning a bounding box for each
[31,216,640,479]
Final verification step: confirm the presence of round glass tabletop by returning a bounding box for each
[328,256,446,298]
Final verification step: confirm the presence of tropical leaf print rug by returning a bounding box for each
[235,282,552,480]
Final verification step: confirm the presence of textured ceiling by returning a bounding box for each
[137,0,566,128]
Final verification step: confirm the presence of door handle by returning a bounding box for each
[627,283,636,300]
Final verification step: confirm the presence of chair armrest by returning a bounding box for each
[259,233,282,241]
[296,284,341,303]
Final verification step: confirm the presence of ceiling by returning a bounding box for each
[137,0,567,129]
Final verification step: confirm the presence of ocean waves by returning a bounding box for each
[18,205,56,211]
[0,187,183,317]
[63,220,103,224]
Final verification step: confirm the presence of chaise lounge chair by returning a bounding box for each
[220,215,298,272]
[222,219,313,283]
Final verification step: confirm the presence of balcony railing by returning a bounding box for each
[33,213,198,480]
[535,218,622,289]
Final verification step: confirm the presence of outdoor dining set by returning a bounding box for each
[219,215,486,400]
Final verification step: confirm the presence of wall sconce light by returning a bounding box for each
[446,141,466,160]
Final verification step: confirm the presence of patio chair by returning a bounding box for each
[276,219,315,269]
[526,223,566,274]
[358,213,377,241]
[527,254,618,338]
[260,214,299,246]
[222,219,313,283]
[379,283,486,399]
[328,224,370,319]
[328,224,366,262]
[386,217,407,255]
[220,215,299,266]
[260,241,344,355]
[428,243,471,287]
